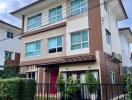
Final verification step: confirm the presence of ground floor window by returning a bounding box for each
[26,72,36,79]
[62,70,99,83]
[111,71,116,84]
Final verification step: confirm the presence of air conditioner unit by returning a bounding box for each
[111,52,122,63]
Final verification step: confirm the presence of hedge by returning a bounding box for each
[0,78,36,100]
[20,79,36,100]
[0,66,19,79]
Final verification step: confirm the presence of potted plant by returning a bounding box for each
[85,71,101,100]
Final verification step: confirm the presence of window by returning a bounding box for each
[70,0,88,16]
[5,51,13,60]
[130,53,132,59]
[48,35,62,53]
[27,13,42,29]
[62,71,99,84]
[7,32,13,39]
[111,71,116,84]
[71,30,88,50]
[26,40,41,57]
[49,6,62,24]
[27,72,36,79]
[104,0,108,11]
[106,30,111,45]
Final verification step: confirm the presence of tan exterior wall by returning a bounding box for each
[20,26,66,62]
[66,12,90,55]
[24,0,67,32]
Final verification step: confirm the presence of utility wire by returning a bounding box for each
[0,0,115,42]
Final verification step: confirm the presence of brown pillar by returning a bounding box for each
[88,0,103,53]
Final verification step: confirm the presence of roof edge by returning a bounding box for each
[119,27,132,36]
[118,0,128,19]
[11,0,128,19]
[10,0,46,15]
[0,20,21,30]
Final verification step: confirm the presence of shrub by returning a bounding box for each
[57,74,80,99]
[0,78,21,100]
[0,66,19,79]
[85,71,99,93]
[0,78,36,100]
[126,68,132,100]
[65,76,80,93]
[20,79,36,100]
[56,73,65,94]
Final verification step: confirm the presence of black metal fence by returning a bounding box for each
[35,84,127,100]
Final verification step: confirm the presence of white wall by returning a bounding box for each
[0,27,22,66]
[100,0,122,55]
[66,13,90,56]
[120,33,132,67]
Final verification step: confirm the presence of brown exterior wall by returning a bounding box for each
[4,53,20,66]
[99,51,123,100]
[88,0,103,53]
[99,51,122,84]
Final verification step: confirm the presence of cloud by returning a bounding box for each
[0,0,131,30]
[0,3,6,12]
[0,0,37,27]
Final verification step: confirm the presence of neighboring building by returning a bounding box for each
[11,0,127,86]
[119,27,132,74]
[0,20,21,70]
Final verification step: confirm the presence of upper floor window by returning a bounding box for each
[49,6,62,24]
[7,32,13,39]
[130,53,132,59]
[106,30,111,45]
[104,0,108,11]
[71,30,88,50]
[48,35,62,53]
[5,51,13,60]
[27,13,42,29]
[70,0,88,16]
[26,40,41,57]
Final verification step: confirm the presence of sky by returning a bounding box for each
[0,0,132,49]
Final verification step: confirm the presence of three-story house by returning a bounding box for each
[11,0,127,86]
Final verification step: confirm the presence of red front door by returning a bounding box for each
[50,70,58,94]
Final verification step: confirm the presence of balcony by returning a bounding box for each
[4,53,20,66]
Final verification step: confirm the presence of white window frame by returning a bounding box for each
[5,51,13,60]
[25,40,41,57]
[26,72,36,80]
[111,71,116,84]
[71,30,89,50]
[70,0,88,16]
[27,13,42,30]
[7,32,14,39]
[104,0,108,11]
[48,35,63,53]
[49,5,62,24]
[106,30,111,45]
